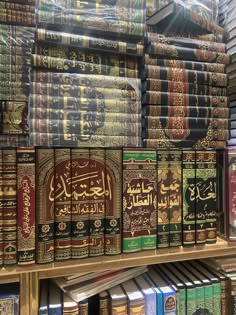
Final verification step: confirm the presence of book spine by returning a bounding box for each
[36,29,144,56]
[0,9,35,26]
[143,105,229,118]
[54,148,71,261]
[89,149,105,257]
[0,64,29,74]
[0,72,29,83]
[2,148,17,265]
[36,148,55,264]
[30,132,141,147]
[145,56,226,73]
[148,42,230,64]
[29,94,141,114]
[0,149,3,266]
[122,149,143,252]
[143,91,228,107]
[143,65,228,87]
[204,283,214,313]
[0,45,32,56]
[16,147,35,265]
[0,135,29,147]
[0,55,30,65]
[145,79,227,96]
[36,10,145,36]
[128,299,145,315]
[31,55,138,78]
[147,32,226,53]
[0,1,35,12]
[212,283,221,315]
[30,83,140,101]
[99,291,110,315]
[71,148,89,259]
[79,299,88,315]
[169,150,182,247]
[182,150,196,245]
[157,150,170,248]
[1,0,35,4]
[195,285,205,313]
[143,116,229,131]
[105,149,122,255]
[221,278,230,315]
[195,150,207,245]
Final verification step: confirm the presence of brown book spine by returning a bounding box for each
[89,149,105,257]
[0,72,29,83]
[144,79,227,96]
[0,1,35,12]
[79,299,88,315]
[36,148,55,264]
[31,55,138,78]
[0,44,32,56]
[148,42,230,65]
[71,148,90,259]
[2,148,17,265]
[54,148,71,261]
[17,147,35,265]
[105,149,122,255]
[0,9,35,25]
[0,149,3,266]
[157,150,170,248]
[143,65,228,87]
[2,0,35,4]
[147,32,226,53]
[182,150,196,245]
[169,150,182,247]
[145,56,226,73]
[99,291,110,315]
[143,138,226,149]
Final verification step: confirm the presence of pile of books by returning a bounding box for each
[29,0,145,147]
[39,261,229,314]
[142,30,229,149]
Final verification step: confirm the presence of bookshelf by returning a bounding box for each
[0,237,234,314]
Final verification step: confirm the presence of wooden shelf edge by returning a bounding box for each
[0,238,234,279]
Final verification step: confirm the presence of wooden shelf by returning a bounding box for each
[0,238,234,280]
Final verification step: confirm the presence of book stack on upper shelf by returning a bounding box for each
[0,0,35,146]
[29,0,145,147]
[224,0,236,146]
[143,3,230,149]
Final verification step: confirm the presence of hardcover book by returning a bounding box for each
[16,147,35,265]
[122,279,145,315]
[135,274,156,315]
[109,285,128,315]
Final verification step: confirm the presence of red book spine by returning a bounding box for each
[54,148,71,261]
[71,148,90,259]
[17,146,35,265]
[36,148,55,264]
[2,148,17,265]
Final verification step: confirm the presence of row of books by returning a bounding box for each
[0,146,219,266]
[39,260,230,315]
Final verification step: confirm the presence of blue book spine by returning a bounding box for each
[163,290,176,315]
[154,287,163,315]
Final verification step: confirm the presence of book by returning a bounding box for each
[31,55,139,78]
[144,79,227,96]
[182,150,196,245]
[0,150,2,266]
[16,147,35,265]
[49,281,62,315]
[143,105,229,118]
[0,0,35,4]
[0,9,35,26]
[144,272,163,314]
[169,150,182,247]
[142,65,228,87]
[54,148,71,261]
[0,1,35,12]
[79,298,88,315]
[147,32,226,53]
[109,285,128,315]
[157,150,170,248]
[71,148,89,259]
[122,279,145,315]
[35,29,144,56]
[145,56,226,73]
[104,149,122,255]
[0,283,19,315]
[98,291,109,315]
[2,148,17,265]
[148,42,230,65]
[36,148,55,264]
[134,274,156,315]
[122,149,157,252]
[143,139,226,149]
[89,149,105,257]
[62,292,79,315]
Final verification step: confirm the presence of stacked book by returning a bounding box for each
[142,31,230,149]
[39,261,228,315]
[0,1,35,146]
[224,0,236,146]
[29,0,145,147]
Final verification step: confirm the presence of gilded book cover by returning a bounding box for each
[123,149,157,252]
[54,148,71,261]
[71,148,90,259]
[182,150,196,245]
[17,147,35,265]
[105,149,122,255]
[89,149,105,257]
[2,148,17,265]
[36,148,55,264]
[0,149,2,266]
